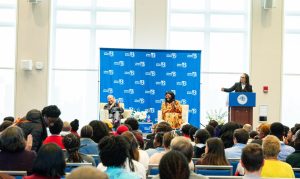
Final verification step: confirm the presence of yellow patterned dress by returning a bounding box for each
[161,100,183,129]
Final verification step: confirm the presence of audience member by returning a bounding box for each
[60,121,71,136]
[153,151,190,179]
[66,166,108,179]
[24,143,65,179]
[181,124,192,138]
[0,120,13,133]
[243,124,252,133]
[3,116,14,122]
[261,135,294,178]
[0,126,37,174]
[251,123,270,145]
[193,129,210,158]
[205,125,215,138]
[41,105,61,127]
[225,128,249,158]
[116,125,129,135]
[121,131,146,178]
[63,133,95,166]
[219,122,240,148]
[270,122,295,161]
[89,120,109,143]
[145,122,172,150]
[240,143,264,179]
[196,137,229,165]
[189,126,198,145]
[98,135,141,179]
[286,131,300,167]
[149,131,176,165]
[171,136,208,178]
[146,132,164,157]
[43,118,65,149]
[208,120,218,129]
[125,117,140,131]
[79,125,99,155]
[17,109,47,151]
[70,119,80,137]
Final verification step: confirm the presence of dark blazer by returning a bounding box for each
[223,82,252,92]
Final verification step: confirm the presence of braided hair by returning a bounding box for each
[63,133,83,163]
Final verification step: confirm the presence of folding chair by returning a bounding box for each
[293,168,300,178]
[147,164,159,178]
[87,154,100,166]
[227,158,240,174]
[65,163,93,173]
[0,170,27,179]
[194,165,233,176]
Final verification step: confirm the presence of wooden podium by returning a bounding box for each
[228,92,256,126]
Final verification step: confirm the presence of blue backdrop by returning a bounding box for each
[100,48,201,127]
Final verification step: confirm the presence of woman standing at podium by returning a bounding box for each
[161,91,182,129]
[221,73,252,92]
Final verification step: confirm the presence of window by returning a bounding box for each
[50,0,133,125]
[168,0,250,125]
[282,0,300,127]
[0,0,16,119]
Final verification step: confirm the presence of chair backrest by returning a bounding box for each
[194,165,233,176]
[0,171,27,179]
[87,154,100,166]
[293,168,300,178]
[192,158,200,166]
[148,164,159,177]
[157,104,189,123]
[227,158,240,174]
[65,163,93,173]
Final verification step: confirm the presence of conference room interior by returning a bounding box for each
[1,0,300,130]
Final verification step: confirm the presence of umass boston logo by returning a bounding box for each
[237,94,248,105]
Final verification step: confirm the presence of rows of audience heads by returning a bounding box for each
[1,107,300,178]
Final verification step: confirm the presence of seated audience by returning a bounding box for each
[70,119,80,137]
[181,124,192,138]
[240,143,264,178]
[3,116,14,122]
[63,133,95,166]
[219,122,241,148]
[146,132,164,157]
[171,136,208,178]
[98,135,141,179]
[261,135,294,178]
[243,124,252,133]
[41,105,61,130]
[286,131,300,167]
[0,120,13,133]
[149,131,176,165]
[153,150,190,179]
[24,143,65,179]
[0,126,37,174]
[196,137,229,165]
[205,125,215,138]
[189,126,198,145]
[193,129,210,158]
[248,130,258,144]
[89,120,109,143]
[79,125,99,155]
[225,128,249,159]
[66,166,108,179]
[251,123,270,145]
[60,121,71,136]
[43,118,65,149]
[270,122,295,161]
[116,125,129,135]
[145,122,172,150]
[17,109,48,151]
[121,131,146,178]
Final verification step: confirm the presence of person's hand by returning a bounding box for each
[25,134,33,151]
[221,88,224,91]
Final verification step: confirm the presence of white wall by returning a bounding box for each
[15,0,50,118]
[251,0,283,128]
[14,1,284,128]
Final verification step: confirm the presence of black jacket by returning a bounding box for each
[223,82,252,92]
